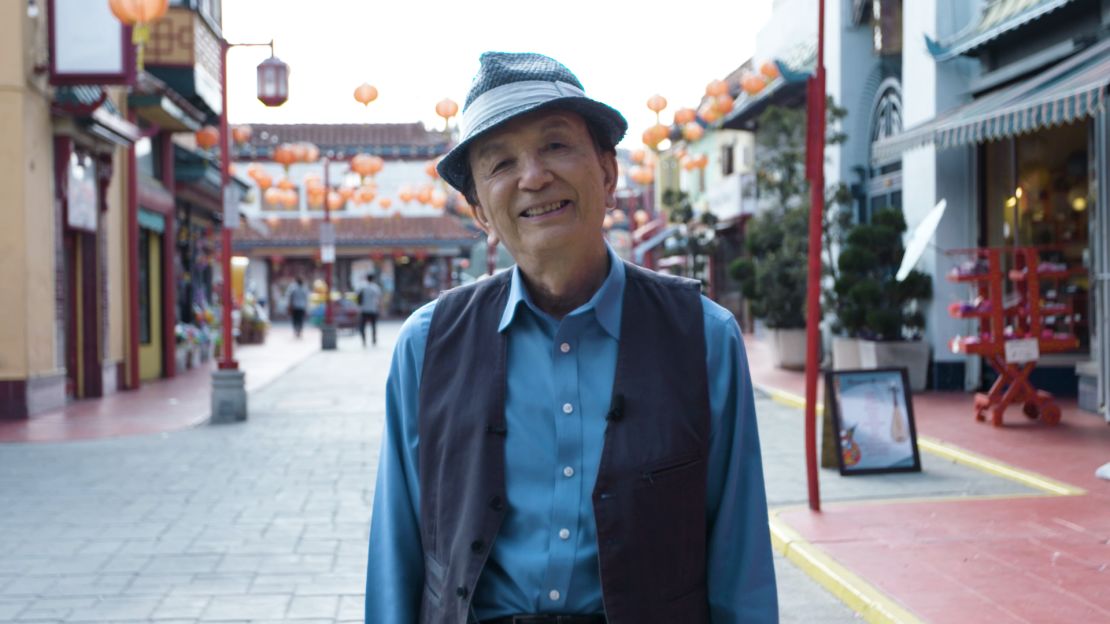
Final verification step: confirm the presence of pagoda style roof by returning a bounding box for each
[232,122,452,162]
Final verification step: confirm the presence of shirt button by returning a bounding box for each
[563,466,574,477]
[549,589,560,601]
[562,403,573,414]
[560,342,571,353]
[559,528,570,540]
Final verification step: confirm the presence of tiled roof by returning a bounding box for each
[234,123,452,161]
[233,215,478,249]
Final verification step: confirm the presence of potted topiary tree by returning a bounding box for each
[832,207,933,390]
[727,101,847,369]
[730,202,808,368]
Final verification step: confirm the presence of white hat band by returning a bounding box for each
[459,80,587,139]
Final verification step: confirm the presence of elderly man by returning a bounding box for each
[366,52,777,624]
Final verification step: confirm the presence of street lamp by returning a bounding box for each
[212,38,289,422]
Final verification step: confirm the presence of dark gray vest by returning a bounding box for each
[417,262,710,624]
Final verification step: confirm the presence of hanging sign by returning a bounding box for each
[223,185,240,224]
[321,244,336,264]
[66,152,98,232]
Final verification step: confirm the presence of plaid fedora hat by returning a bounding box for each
[436,52,628,193]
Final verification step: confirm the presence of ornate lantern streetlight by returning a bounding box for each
[257,55,290,107]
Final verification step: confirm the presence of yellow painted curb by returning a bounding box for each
[769,511,924,624]
[754,383,1085,496]
[916,436,1085,496]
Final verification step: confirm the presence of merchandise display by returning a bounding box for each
[947,247,1080,426]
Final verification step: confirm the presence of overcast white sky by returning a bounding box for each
[223,0,773,150]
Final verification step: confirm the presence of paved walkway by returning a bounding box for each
[745,335,1110,623]
[5,321,1103,622]
[0,325,320,443]
[0,320,870,623]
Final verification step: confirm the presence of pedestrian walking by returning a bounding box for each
[286,277,309,338]
[357,274,383,346]
[366,52,777,624]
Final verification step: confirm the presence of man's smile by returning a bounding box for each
[519,199,572,219]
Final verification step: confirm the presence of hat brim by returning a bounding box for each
[437,96,627,194]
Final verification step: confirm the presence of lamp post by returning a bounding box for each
[319,156,338,351]
[211,39,289,423]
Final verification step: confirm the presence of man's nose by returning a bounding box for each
[517,154,554,190]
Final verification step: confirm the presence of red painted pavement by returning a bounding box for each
[746,335,1110,623]
[0,325,320,443]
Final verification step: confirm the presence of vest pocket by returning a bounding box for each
[638,452,701,486]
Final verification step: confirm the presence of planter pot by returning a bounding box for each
[174,346,189,372]
[859,339,930,391]
[769,327,808,371]
[831,336,862,370]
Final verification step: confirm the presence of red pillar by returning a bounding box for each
[802,0,826,512]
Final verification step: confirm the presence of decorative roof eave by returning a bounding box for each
[232,237,478,251]
[926,0,1077,61]
[717,41,816,131]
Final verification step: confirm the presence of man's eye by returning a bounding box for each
[490,160,510,174]
[547,142,567,150]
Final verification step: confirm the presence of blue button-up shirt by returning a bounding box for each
[366,249,778,623]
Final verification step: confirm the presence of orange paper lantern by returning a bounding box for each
[195,125,219,150]
[109,0,169,25]
[646,94,668,113]
[231,125,252,144]
[280,188,298,209]
[674,108,697,125]
[354,83,379,106]
[273,143,297,169]
[435,98,459,120]
[263,187,283,207]
[741,74,766,95]
[714,93,735,115]
[326,191,344,211]
[378,197,393,209]
[682,122,704,142]
[277,178,295,191]
[705,79,729,97]
[641,123,669,149]
[760,60,780,80]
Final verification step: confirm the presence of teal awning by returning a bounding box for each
[871,37,1110,164]
[926,0,1078,61]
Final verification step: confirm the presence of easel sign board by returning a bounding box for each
[825,368,922,476]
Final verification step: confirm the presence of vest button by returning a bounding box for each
[489,495,504,511]
[470,539,484,553]
[456,586,468,599]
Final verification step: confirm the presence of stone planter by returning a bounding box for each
[859,339,930,391]
[770,327,808,371]
[831,336,862,370]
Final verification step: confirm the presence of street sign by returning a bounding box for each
[1004,338,1040,364]
[319,222,336,246]
[321,244,336,264]
[223,185,240,224]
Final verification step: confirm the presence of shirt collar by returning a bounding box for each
[498,243,624,339]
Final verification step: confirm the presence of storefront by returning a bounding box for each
[233,216,478,321]
[874,31,1109,410]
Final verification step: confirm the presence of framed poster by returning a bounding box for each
[826,368,921,475]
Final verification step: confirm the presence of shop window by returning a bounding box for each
[721,144,735,176]
[982,121,1091,350]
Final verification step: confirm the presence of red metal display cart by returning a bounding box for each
[946,247,1080,426]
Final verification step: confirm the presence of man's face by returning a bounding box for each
[466,109,617,263]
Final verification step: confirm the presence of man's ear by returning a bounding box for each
[470,202,499,246]
[600,151,618,209]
